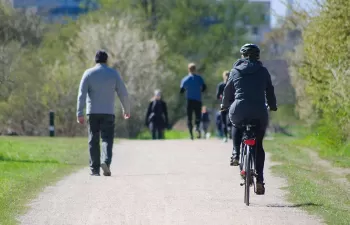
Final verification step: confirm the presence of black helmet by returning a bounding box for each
[240,43,260,59]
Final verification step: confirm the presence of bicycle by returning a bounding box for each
[238,121,258,206]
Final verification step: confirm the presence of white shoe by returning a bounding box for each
[205,133,211,139]
[223,137,228,143]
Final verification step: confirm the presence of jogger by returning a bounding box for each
[180,63,206,139]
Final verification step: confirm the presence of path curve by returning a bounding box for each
[19,140,324,225]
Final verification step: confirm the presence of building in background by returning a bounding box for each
[202,0,271,44]
[6,0,271,44]
[7,0,97,22]
[246,1,271,44]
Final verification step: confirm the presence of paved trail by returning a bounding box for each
[19,140,323,225]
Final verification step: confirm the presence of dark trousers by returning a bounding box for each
[186,99,202,132]
[231,124,266,182]
[201,121,210,134]
[87,114,115,173]
[149,122,164,140]
[221,110,229,138]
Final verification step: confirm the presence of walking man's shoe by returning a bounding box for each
[90,170,100,176]
[101,163,111,176]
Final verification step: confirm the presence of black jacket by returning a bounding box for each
[145,99,168,127]
[216,82,226,100]
[222,59,277,125]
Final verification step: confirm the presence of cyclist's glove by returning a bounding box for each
[269,106,278,111]
[220,104,228,112]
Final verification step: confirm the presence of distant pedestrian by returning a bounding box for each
[76,50,131,177]
[180,63,207,140]
[145,90,169,140]
[215,111,223,138]
[201,106,210,139]
[216,70,231,142]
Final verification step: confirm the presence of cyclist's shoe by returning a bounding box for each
[256,182,265,195]
[101,163,111,176]
[223,137,228,143]
[230,157,239,166]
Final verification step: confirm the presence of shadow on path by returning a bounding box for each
[266,202,322,208]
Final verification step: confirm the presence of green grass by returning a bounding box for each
[265,136,350,225]
[0,137,88,225]
[135,129,190,140]
[294,135,350,168]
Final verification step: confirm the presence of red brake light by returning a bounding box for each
[244,139,256,146]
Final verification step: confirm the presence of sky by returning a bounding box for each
[253,0,313,27]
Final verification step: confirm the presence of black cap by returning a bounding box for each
[95,50,108,63]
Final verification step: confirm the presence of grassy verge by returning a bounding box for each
[265,136,350,225]
[135,129,189,140]
[295,135,350,168]
[0,137,88,225]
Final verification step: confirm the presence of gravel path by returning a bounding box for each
[19,140,324,225]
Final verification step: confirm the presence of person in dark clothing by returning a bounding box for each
[221,43,277,195]
[215,111,223,138]
[200,106,210,139]
[216,70,231,142]
[77,50,131,176]
[145,90,169,140]
[180,63,207,140]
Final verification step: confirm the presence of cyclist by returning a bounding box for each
[216,70,230,142]
[180,63,207,139]
[221,43,277,195]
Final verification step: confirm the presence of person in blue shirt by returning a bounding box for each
[180,63,207,139]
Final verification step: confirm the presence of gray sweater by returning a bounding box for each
[76,64,130,117]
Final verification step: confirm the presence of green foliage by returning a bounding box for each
[297,0,350,137]
[0,0,265,137]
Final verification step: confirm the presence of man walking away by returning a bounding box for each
[145,89,169,140]
[76,50,131,177]
[180,63,207,140]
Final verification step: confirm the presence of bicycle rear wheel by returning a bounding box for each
[244,146,252,206]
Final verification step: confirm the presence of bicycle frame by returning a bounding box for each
[239,125,257,176]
